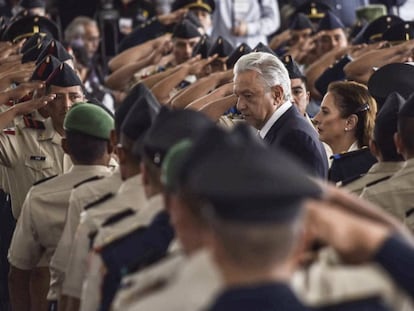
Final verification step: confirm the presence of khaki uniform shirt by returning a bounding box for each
[122,249,222,311]
[8,165,112,271]
[112,252,185,311]
[79,194,164,311]
[0,118,71,218]
[342,161,404,196]
[62,174,147,299]
[361,158,414,231]
[49,168,122,299]
[292,247,414,311]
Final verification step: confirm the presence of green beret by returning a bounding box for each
[161,139,193,192]
[64,102,114,140]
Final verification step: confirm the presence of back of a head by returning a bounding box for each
[374,92,405,162]
[64,102,114,164]
[177,124,321,268]
[234,52,291,101]
[328,81,377,148]
[398,93,414,157]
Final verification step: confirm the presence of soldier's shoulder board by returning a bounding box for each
[365,175,391,188]
[33,174,58,186]
[101,208,136,227]
[74,175,105,188]
[84,192,114,211]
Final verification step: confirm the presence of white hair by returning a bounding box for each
[234,52,292,101]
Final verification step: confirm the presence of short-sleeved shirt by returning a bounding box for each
[0,118,71,218]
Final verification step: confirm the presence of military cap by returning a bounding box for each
[399,92,414,118]
[226,43,252,69]
[139,107,215,167]
[30,55,61,81]
[36,39,72,64]
[382,21,414,43]
[120,89,160,144]
[172,0,215,13]
[281,55,304,80]
[21,32,51,53]
[115,83,150,133]
[315,55,352,96]
[317,11,345,32]
[208,36,233,57]
[2,15,59,42]
[177,124,322,223]
[374,92,404,159]
[19,0,45,8]
[352,14,403,44]
[183,10,202,29]
[192,35,212,58]
[21,42,44,63]
[368,63,414,109]
[45,62,82,87]
[355,4,387,23]
[294,1,332,23]
[64,103,114,140]
[290,13,314,31]
[172,19,201,39]
[252,42,275,55]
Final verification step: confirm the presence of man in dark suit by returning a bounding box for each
[233,51,328,178]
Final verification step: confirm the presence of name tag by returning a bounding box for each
[30,155,46,161]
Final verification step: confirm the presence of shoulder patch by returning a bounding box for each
[84,192,114,211]
[33,174,58,186]
[3,128,15,135]
[365,175,391,188]
[73,175,105,188]
[101,208,136,227]
[23,116,45,130]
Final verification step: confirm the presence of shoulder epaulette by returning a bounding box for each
[101,208,136,227]
[339,174,365,187]
[73,175,105,188]
[365,175,391,188]
[83,192,114,211]
[330,147,370,161]
[33,174,58,186]
[3,128,15,135]
[23,116,45,130]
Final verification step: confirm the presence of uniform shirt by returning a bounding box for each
[211,0,280,47]
[80,194,164,311]
[8,165,112,271]
[292,247,414,311]
[62,174,147,299]
[112,251,185,311]
[123,249,222,311]
[49,168,122,299]
[0,117,70,218]
[342,161,404,196]
[361,158,414,231]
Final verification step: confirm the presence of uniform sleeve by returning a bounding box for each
[246,0,280,37]
[8,188,43,269]
[374,233,414,299]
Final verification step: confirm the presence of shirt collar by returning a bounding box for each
[259,101,292,139]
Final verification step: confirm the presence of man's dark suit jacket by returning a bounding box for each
[263,105,328,179]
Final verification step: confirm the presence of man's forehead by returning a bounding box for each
[49,85,83,93]
[174,37,200,44]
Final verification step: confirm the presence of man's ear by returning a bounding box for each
[271,85,284,104]
[61,138,69,154]
[394,132,405,157]
[369,139,379,158]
